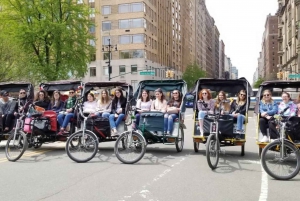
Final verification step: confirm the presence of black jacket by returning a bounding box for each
[230,100,247,115]
[111,97,126,114]
[34,100,50,110]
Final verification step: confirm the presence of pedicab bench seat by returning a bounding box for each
[203,115,234,137]
[140,112,164,132]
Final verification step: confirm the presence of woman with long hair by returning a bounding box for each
[48,90,64,114]
[164,89,182,135]
[83,93,97,113]
[197,89,215,135]
[214,91,230,114]
[96,89,111,117]
[102,87,126,136]
[230,90,248,139]
[34,90,50,110]
[151,88,167,112]
[259,89,278,142]
[134,90,152,129]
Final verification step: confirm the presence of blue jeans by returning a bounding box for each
[230,114,245,131]
[135,113,141,127]
[198,111,207,120]
[102,112,110,118]
[164,114,179,133]
[108,114,125,129]
[57,113,74,129]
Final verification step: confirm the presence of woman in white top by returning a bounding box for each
[96,89,112,117]
[151,88,167,112]
[134,90,152,128]
[83,93,97,113]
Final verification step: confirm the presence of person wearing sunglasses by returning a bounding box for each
[259,89,278,142]
[34,90,50,110]
[230,90,248,139]
[164,90,182,135]
[57,88,77,135]
[197,89,215,135]
[0,90,17,133]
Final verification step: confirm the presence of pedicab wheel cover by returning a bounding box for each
[194,141,200,152]
[66,130,99,163]
[5,131,28,162]
[261,141,300,180]
[114,131,146,164]
[175,128,184,152]
[206,134,219,170]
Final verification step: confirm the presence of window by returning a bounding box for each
[119,19,130,29]
[102,6,111,15]
[102,36,110,45]
[132,3,143,12]
[120,51,130,59]
[90,67,96,77]
[131,65,137,74]
[119,65,126,75]
[119,18,144,29]
[119,4,130,13]
[132,34,144,43]
[119,50,144,59]
[103,66,109,76]
[131,18,144,28]
[119,34,144,44]
[119,35,131,44]
[103,52,110,60]
[132,50,144,58]
[102,21,111,31]
[89,39,95,46]
[89,24,95,33]
[119,3,143,13]
[89,8,95,18]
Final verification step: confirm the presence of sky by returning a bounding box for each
[206,0,278,84]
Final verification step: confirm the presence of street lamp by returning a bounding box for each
[102,38,117,81]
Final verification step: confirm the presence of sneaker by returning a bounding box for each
[260,135,269,143]
[164,131,167,135]
[111,128,118,137]
[166,131,171,136]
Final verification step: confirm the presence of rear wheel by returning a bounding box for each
[115,131,146,164]
[175,127,184,152]
[261,140,300,180]
[194,141,200,152]
[206,134,219,170]
[5,131,28,162]
[66,130,98,163]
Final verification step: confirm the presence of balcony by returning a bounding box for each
[278,34,283,41]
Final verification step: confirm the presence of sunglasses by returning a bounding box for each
[240,94,246,96]
[263,94,270,97]
[69,92,74,94]
[20,92,26,94]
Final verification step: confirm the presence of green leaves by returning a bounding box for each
[253,78,265,88]
[182,62,206,90]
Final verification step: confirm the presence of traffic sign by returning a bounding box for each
[288,74,300,78]
[140,71,155,76]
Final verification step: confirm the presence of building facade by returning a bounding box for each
[231,66,238,79]
[277,0,300,80]
[219,40,225,78]
[212,25,220,78]
[224,55,232,79]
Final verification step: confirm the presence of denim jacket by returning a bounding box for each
[259,100,278,116]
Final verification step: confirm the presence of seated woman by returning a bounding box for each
[164,90,182,135]
[259,89,278,142]
[57,88,77,135]
[268,92,296,140]
[197,89,214,135]
[151,88,167,112]
[103,88,126,136]
[134,90,152,129]
[95,89,111,117]
[34,90,50,110]
[0,91,16,133]
[48,90,64,114]
[83,93,97,114]
[214,91,231,114]
[230,90,247,139]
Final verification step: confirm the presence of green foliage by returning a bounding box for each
[0,0,96,82]
[253,77,265,88]
[182,62,206,90]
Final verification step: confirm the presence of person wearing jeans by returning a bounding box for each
[197,89,215,135]
[134,90,152,129]
[164,90,182,135]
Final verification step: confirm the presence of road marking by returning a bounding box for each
[259,165,268,201]
[0,149,52,163]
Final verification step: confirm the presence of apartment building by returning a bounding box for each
[195,0,207,69]
[277,0,300,80]
[224,55,232,79]
[231,66,238,79]
[219,40,225,78]
[212,25,220,78]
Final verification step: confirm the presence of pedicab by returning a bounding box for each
[255,80,300,180]
[5,80,83,161]
[191,78,252,169]
[65,81,133,163]
[114,79,187,164]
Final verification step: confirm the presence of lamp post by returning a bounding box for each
[102,38,117,81]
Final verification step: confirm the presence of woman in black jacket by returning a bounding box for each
[230,90,248,138]
[34,90,50,110]
[103,88,126,136]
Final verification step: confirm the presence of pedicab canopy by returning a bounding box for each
[0,81,34,100]
[258,80,300,93]
[39,80,83,96]
[83,81,133,96]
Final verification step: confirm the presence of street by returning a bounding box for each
[0,109,299,201]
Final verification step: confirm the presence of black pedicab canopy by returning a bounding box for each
[0,81,34,100]
[40,80,83,92]
[258,80,300,91]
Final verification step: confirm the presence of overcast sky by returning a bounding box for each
[206,0,278,84]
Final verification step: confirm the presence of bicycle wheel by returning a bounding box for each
[261,140,300,180]
[175,127,184,152]
[66,130,98,163]
[5,131,28,162]
[114,131,146,164]
[206,134,220,170]
[125,102,133,126]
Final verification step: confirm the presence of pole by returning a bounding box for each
[108,38,111,81]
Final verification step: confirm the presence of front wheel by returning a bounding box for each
[261,140,300,180]
[114,131,146,164]
[5,131,28,162]
[175,127,184,152]
[206,134,220,170]
[65,130,99,163]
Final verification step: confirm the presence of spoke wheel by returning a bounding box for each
[175,127,184,152]
[115,131,146,164]
[66,130,99,163]
[206,134,220,170]
[5,131,28,162]
[261,140,300,180]
[125,102,132,126]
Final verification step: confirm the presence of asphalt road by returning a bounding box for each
[0,109,299,201]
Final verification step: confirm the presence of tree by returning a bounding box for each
[182,62,206,90]
[0,0,95,82]
[253,77,265,88]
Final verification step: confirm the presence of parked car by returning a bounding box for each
[185,94,194,108]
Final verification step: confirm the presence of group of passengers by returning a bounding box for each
[196,89,248,139]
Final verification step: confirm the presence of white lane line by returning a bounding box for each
[259,165,268,201]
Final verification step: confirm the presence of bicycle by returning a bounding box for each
[261,107,300,180]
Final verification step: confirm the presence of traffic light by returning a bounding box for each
[170,71,174,78]
[166,70,170,78]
